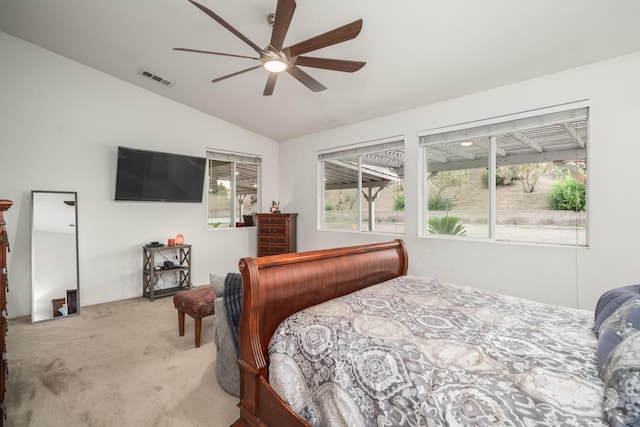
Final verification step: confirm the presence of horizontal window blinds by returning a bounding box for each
[207,150,261,164]
[319,138,404,161]
[418,106,588,146]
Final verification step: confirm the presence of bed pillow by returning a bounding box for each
[594,284,640,336]
[596,297,640,369]
[601,330,640,427]
[210,273,225,297]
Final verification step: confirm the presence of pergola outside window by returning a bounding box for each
[319,138,405,234]
[420,102,588,246]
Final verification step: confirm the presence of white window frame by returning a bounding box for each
[206,149,261,229]
[318,137,405,234]
[419,101,589,246]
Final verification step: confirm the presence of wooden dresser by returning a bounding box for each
[256,213,297,257]
[0,200,13,426]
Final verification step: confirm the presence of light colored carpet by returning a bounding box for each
[5,293,239,427]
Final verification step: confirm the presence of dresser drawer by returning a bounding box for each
[259,235,286,244]
[259,216,287,225]
[258,224,286,234]
[258,245,289,256]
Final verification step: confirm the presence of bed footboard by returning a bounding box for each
[231,239,408,427]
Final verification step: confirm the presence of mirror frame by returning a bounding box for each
[30,190,79,322]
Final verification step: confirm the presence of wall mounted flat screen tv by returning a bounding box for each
[115,146,206,202]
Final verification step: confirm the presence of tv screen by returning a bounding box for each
[115,146,206,202]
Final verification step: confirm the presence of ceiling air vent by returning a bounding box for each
[138,69,174,87]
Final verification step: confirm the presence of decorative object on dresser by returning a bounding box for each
[256,213,297,257]
[269,201,280,214]
[0,199,13,426]
[30,191,80,323]
[142,244,192,300]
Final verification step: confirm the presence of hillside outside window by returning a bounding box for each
[420,102,588,246]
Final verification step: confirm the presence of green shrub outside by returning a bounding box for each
[547,177,586,211]
[427,194,450,210]
[427,216,466,236]
[481,171,489,188]
[393,192,405,211]
[481,169,517,187]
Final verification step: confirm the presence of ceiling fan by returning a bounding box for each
[174,0,366,96]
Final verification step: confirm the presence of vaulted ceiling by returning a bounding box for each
[1,0,640,141]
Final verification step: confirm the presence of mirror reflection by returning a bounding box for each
[31,191,79,322]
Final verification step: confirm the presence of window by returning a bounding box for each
[319,138,404,234]
[420,103,588,246]
[207,150,261,229]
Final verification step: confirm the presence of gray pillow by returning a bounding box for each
[601,330,640,427]
[210,273,225,297]
[594,285,640,336]
[596,297,640,370]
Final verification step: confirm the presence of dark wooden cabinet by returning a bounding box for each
[0,200,13,426]
[256,213,297,257]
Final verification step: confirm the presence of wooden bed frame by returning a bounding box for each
[232,239,409,427]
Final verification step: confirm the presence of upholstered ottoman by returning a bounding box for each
[173,287,215,348]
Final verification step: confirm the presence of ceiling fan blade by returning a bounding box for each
[294,56,365,72]
[173,48,261,61]
[270,0,296,51]
[287,19,363,57]
[211,65,262,83]
[263,73,278,96]
[187,0,263,54]
[286,65,327,92]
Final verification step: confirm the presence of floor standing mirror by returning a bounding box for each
[31,191,79,322]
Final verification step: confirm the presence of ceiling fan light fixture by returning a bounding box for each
[263,59,287,73]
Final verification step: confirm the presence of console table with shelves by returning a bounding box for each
[142,244,191,301]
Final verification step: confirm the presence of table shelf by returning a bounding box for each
[142,244,192,301]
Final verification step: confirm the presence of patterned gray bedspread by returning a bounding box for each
[268,275,607,427]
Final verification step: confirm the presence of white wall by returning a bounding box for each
[279,52,640,310]
[0,32,280,318]
[3,29,639,316]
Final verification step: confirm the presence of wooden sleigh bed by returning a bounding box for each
[231,239,639,427]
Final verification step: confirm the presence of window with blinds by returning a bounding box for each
[207,150,261,229]
[419,102,588,245]
[319,137,405,234]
